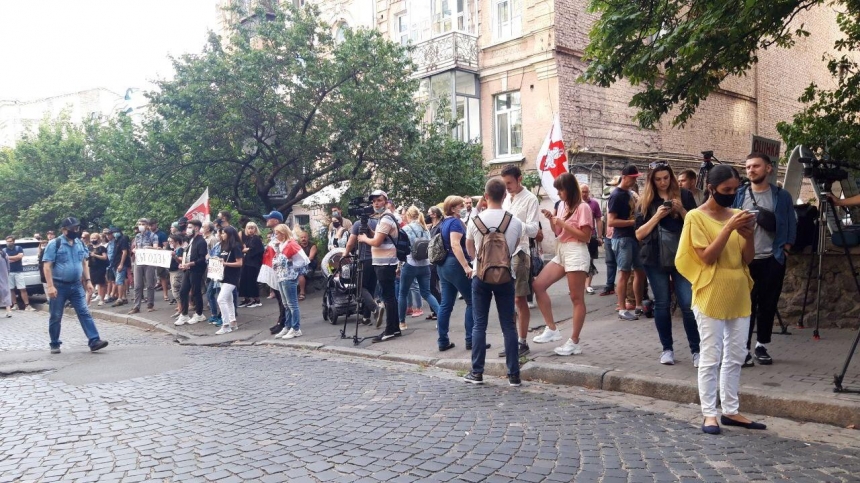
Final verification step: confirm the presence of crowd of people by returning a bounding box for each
[1,152,817,435]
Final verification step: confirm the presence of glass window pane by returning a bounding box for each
[510,108,522,154]
[495,93,507,111]
[455,71,476,95]
[430,72,453,100]
[468,97,480,142]
[497,113,509,156]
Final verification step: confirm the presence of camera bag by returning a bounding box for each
[748,186,777,233]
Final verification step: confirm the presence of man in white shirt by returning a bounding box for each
[464,177,523,386]
[500,165,540,357]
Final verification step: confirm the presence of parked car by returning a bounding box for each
[5,238,44,296]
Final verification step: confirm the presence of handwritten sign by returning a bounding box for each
[207,258,224,281]
[135,249,171,268]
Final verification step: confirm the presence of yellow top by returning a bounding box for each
[675,209,753,319]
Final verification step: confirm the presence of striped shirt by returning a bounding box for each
[371,213,399,266]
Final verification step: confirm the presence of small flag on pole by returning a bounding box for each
[536,115,568,203]
[184,188,210,223]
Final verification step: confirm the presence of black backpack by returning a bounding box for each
[383,214,411,262]
[404,224,430,261]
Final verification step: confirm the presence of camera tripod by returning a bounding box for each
[797,192,860,393]
[339,221,376,346]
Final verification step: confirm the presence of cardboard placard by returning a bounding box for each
[135,248,172,268]
[207,257,224,281]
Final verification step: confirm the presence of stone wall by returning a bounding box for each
[779,253,860,329]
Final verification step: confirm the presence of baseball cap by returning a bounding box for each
[61,217,81,229]
[370,189,388,200]
[621,164,641,177]
[263,210,284,222]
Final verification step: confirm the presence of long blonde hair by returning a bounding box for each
[274,224,294,241]
[405,205,427,230]
[638,164,681,216]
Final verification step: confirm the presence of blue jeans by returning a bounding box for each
[398,264,440,322]
[603,237,617,288]
[278,279,301,330]
[437,256,473,349]
[206,280,220,317]
[48,280,102,349]
[644,265,700,354]
[471,277,519,376]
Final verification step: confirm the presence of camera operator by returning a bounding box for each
[356,190,403,342]
[826,193,860,207]
[732,152,797,367]
[344,200,382,326]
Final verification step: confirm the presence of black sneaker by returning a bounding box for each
[269,323,285,335]
[742,353,755,368]
[90,340,109,352]
[465,343,491,351]
[598,286,615,296]
[754,346,773,365]
[518,342,530,357]
[371,331,397,343]
[508,374,522,387]
[463,372,484,384]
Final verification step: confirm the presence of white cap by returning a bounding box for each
[370,189,388,200]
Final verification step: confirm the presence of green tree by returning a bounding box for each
[581,0,860,159]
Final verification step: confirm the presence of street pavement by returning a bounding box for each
[2,310,860,482]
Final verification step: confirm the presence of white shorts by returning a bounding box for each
[8,272,27,290]
[551,241,591,273]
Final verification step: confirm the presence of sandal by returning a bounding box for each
[299,294,306,301]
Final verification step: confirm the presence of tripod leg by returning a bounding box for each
[798,247,816,329]
[775,309,790,335]
[827,201,860,391]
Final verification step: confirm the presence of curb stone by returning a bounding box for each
[67,307,194,340]
[379,353,439,366]
[256,340,325,350]
[319,346,384,360]
[520,362,607,389]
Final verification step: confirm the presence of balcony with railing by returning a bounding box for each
[411,31,479,78]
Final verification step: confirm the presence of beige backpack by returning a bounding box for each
[473,212,514,285]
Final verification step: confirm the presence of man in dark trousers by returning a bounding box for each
[175,219,209,326]
[42,217,109,354]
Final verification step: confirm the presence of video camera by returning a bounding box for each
[799,156,850,188]
[347,196,374,219]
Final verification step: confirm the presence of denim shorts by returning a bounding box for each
[115,267,128,286]
[611,237,643,271]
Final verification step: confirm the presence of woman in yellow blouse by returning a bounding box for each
[676,165,766,435]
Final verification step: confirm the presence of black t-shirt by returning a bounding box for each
[635,189,698,234]
[4,246,23,273]
[88,245,109,272]
[349,217,379,262]
[219,245,244,286]
[608,187,636,239]
[112,236,131,268]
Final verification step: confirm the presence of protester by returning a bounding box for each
[678,169,705,206]
[608,165,646,320]
[634,163,700,366]
[87,233,109,306]
[328,207,353,249]
[426,206,444,321]
[435,195,475,351]
[297,231,318,301]
[238,222,264,308]
[460,196,474,224]
[580,184,603,294]
[150,219,171,301]
[129,218,159,314]
[530,173,593,355]
[272,224,305,339]
[358,190,403,342]
[599,177,620,297]
[500,165,540,357]
[5,236,35,311]
[261,211,288,334]
[215,226,244,334]
[0,248,11,317]
[110,226,131,307]
[167,235,187,317]
[202,222,219,321]
[733,152,797,367]
[175,220,208,326]
[676,164,764,435]
[42,217,109,354]
[398,206,440,331]
[463,177,523,385]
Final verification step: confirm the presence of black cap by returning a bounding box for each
[621,164,641,177]
[61,217,80,229]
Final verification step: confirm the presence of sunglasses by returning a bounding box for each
[648,161,669,170]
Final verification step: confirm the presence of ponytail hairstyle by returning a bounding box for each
[704,164,741,202]
[406,205,427,230]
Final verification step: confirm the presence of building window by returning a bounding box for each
[335,22,348,43]
[295,214,310,228]
[494,92,522,157]
[396,14,410,45]
[493,0,522,40]
[417,71,480,143]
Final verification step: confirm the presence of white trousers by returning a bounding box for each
[694,308,750,417]
[217,282,237,325]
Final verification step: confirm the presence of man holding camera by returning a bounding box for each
[733,152,797,367]
[357,190,402,342]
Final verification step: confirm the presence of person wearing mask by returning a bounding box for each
[328,207,353,249]
[435,196,477,352]
[500,165,540,358]
[678,169,705,207]
[297,231,318,301]
[238,222,264,308]
[215,226,244,334]
[272,224,306,339]
[732,152,797,367]
[530,174,593,356]
[357,190,403,342]
[129,218,160,314]
[110,227,131,307]
[261,211,288,334]
[200,222,220,323]
[87,234,109,306]
[149,219,171,302]
[5,236,35,311]
[344,202,382,326]
[580,184,603,294]
[608,165,646,320]
[398,206,441,331]
[676,165,764,435]
[167,235,187,319]
[634,163,700,366]
[42,217,109,354]
[175,220,209,326]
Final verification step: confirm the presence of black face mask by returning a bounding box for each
[711,190,735,208]
[67,230,81,240]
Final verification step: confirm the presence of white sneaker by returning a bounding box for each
[174,315,191,326]
[97,299,104,306]
[554,339,582,356]
[399,322,408,331]
[91,293,99,301]
[660,350,675,365]
[275,327,291,338]
[527,302,536,309]
[618,310,638,321]
[189,313,207,324]
[280,328,295,339]
[215,326,233,335]
[284,329,302,339]
[693,352,700,368]
[532,327,562,344]
[586,286,595,294]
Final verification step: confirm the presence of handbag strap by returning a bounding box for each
[747,185,760,209]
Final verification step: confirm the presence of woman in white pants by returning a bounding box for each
[215,226,244,335]
[676,165,766,435]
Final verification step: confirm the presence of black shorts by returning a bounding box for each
[91,269,107,286]
[587,238,599,259]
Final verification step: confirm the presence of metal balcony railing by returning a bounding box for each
[411,31,479,77]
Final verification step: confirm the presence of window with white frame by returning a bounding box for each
[396,14,410,45]
[494,92,522,158]
[493,0,522,40]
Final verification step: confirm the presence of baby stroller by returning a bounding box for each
[320,249,358,325]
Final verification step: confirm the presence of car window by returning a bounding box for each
[17,242,40,260]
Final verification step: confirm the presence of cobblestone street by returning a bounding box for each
[1,311,859,482]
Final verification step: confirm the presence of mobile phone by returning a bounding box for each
[746,209,760,215]
[662,200,673,208]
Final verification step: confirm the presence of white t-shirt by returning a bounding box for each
[466,208,523,271]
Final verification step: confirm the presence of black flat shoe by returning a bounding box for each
[721,416,766,430]
[439,342,456,352]
[701,419,721,435]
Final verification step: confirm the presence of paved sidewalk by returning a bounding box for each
[75,259,860,427]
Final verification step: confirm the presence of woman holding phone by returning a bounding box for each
[676,164,764,435]
[635,163,699,366]
[215,226,244,335]
[531,173,594,356]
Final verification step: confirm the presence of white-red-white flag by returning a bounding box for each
[184,188,210,223]
[535,115,568,203]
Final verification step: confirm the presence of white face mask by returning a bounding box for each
[186,228,194,236]
[138,225,147,232]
